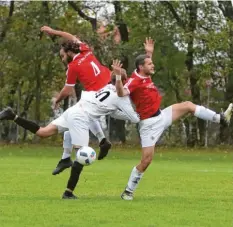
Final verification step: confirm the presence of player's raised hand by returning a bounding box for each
[111,59,123,76]
[144,37,154,56]
[41,26,55,35]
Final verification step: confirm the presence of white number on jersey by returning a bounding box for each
[90,61,101,76]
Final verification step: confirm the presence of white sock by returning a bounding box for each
[89,120,105,142]
[194,105,220,123]
[62,131,72,160]
[125,166,144,193]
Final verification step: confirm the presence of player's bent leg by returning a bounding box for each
[171,101,233,126]
[0,107,41,133]
[98,138,112,160]
[52,131,73,175]
[89,120,112,160]
[121,146,154,201]
[61,114,89,199]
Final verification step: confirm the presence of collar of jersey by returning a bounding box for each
[73,53,80,60]
[134,69,150,79]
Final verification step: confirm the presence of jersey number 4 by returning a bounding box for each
[90,61,100,76]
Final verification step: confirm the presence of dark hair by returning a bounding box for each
[135,54,151,70]
[60,40,80,54]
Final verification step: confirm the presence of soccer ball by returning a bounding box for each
[76,146,96,166]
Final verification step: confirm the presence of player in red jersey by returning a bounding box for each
[114,39,233,200]
[40,26,111,108]
[40,26,112,177]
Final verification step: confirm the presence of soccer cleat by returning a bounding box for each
[0,107,16,120]
[62,191,77,199]
[98,138,112,160]
[52,157,73,175]
[121,190,134,201]
[220,103,233,126]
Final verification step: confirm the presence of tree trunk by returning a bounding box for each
[218,1,233,143]
[0,1,14,42]
[185,2,204,146]
[112,1,129,143]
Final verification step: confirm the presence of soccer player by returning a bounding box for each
[0,64,139,199]
[41,26,112,174]
[114,54,233,200]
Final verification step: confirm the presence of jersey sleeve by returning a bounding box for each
[115,96,140,123]
[79,42,91,52]
[65,64,77,86]
[124,78,137,94]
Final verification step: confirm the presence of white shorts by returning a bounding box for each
[51,102,90,146]
[139,106,172,147]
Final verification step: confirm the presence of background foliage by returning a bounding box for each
[1,1,233,146]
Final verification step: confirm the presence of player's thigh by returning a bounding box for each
[69,127,89,147]
[170,102,196,122]
[36,124,58,137]
[51,112,69,133]
[139,114,165,148]
[67,109,90,147]
[161,106,173,129]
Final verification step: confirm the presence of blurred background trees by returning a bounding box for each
[1,0,233,147]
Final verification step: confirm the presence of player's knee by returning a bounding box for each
[141,155,153,167]
[35,128,47,137]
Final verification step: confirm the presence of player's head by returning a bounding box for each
[135,54,154,76]
[60,40,80,64]
[111,69,128,85]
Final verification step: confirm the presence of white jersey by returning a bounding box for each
[79,84,139,123]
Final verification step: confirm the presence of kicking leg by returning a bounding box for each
[89,119,111,160]
[0,107,58,137]
[170,101,233,125]
[52,131,73,175]
[62,111,89,199]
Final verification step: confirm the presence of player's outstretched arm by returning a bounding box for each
[112,96,140,123]
[144,37,154,58]
[52,85,74,110]
[111,60,129,97]
[41,26,81,43]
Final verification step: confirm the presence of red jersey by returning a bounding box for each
[65,42,111,91]
[124,70,162,120]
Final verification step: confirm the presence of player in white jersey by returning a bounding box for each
[50,83,139,147]
[0,64,139,199]
[51,88,112,176]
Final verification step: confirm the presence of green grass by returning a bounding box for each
[0,145,232,227]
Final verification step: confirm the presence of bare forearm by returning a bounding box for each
[115,79,128,97]
[56,87,71,104]
[53,30,78,42]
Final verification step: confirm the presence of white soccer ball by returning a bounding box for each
[76,146,96,166]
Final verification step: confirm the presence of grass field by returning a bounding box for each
[0,145,232,227]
